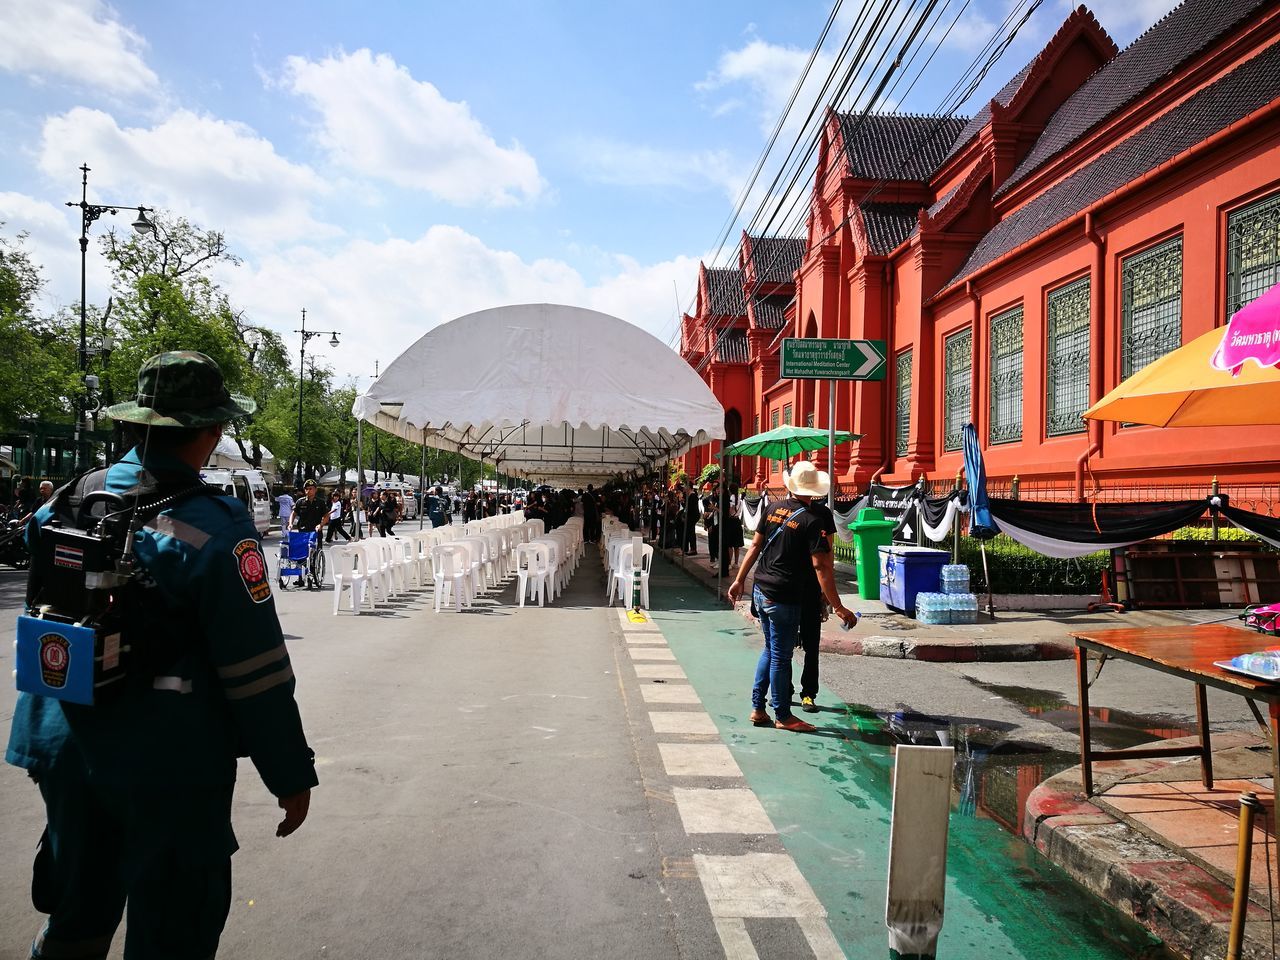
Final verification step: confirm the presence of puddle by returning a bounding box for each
[974,681,1194,749]
[835,704,1178,959]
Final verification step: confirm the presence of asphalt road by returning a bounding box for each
[0,535,1259,959]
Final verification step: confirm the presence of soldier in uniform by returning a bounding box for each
[6,351,317,959]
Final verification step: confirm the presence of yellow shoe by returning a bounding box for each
[801,697,818,713]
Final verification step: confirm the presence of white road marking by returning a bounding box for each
[625,634,668,645]
[798,917,848,960]
[639,684,701,704]
[713,917,761,960]
[658,743,743,778]
[673,788,776,834]
[648,711,718,734]
[628,647,676,661]
[694,853,828,918]
[634,663,687,680]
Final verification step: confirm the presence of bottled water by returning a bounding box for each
[915,592,950,625]
[949,593,979,624]
[941,564,970,595]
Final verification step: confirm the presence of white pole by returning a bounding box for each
[828,377,836,513]
[419,427,426,530]
[355,418,364,539]
[886,745,955,959]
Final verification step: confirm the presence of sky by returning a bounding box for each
[0,0,1180,385]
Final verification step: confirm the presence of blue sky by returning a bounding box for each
[0,0,1178,381]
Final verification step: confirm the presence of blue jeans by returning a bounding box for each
[752,585,801,720]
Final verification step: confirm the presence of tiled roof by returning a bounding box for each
[942,61,1038,164]
[747,235,805,284]
[927,182,961,219]
[861,204,920,255]
[947,41,1280,291]
[704,268,747,316]
[716,329,750,364]
[997,0,1272,196]
[837,113,970,181]
[751,294,792,330]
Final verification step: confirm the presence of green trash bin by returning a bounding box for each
[849,507,896,600]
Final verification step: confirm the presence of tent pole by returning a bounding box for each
[355,418,364,539]
[419,428,426,530]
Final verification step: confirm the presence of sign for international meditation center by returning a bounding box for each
[780,338,887,381]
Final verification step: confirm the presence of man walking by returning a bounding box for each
[7,351,316,959]
[727,461,857,732]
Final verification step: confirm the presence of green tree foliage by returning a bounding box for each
[0,227,77,431]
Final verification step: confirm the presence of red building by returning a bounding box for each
[681,0,1280,497]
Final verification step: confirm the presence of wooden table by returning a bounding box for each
[1070,624,1280,798]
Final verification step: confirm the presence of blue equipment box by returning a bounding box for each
[15,614,104,705]
[878,546,950,615]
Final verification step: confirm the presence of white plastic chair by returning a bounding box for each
[481,530,509,581]
[452,537,489,594]
[358,540,392,602]
[532,536,564,600]
[432,544,473,612]
[515,542,551,607]
[609,542,654,609]
[526,519,545,538]
[329,546,373,613]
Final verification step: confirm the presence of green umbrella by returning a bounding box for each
[719,424,861,462]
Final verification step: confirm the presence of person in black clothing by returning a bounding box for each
[290,480,329,534]
[727,461,857,732]
[582,484,601,543]
[682,483,699,554]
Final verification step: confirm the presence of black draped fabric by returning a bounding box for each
[1220,504,1280,550]
[919,493,960,530]
[987,498,1208,558]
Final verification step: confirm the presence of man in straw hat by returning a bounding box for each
[7,351,317,959]
[727,460,858,732]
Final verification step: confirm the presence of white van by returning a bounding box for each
[200,467,272,535]
[372,479,419,520]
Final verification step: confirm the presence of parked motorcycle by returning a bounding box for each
[0,519,29,569]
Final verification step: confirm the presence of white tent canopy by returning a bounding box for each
[352,303,725,483]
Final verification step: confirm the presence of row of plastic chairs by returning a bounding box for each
[432,517,585,612]
[599,519,653,610]
[328,536,425,614]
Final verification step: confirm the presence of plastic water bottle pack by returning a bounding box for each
[949,593,979,624]
[941,564,970,595]
[915,592,951,625]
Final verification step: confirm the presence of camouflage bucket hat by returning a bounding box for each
[105,350,257,427]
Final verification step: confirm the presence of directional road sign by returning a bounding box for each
[780,338,887,381]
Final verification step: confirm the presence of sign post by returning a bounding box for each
[780,338,887,510]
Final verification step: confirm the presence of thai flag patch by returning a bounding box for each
[53,545,84,570]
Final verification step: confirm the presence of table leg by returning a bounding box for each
[1195,682,1213,790]
[1076,646,1094,797]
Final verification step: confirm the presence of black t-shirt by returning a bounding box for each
[751,498,835,605]
[292,495,328,530]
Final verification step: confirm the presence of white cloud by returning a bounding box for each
[699,38,835,134]
[0,192,109,313]
[216,225,699,380]
[36,107,335,249]
[0,0,158,96]
[281,49,543,207]
[570,138,746,199]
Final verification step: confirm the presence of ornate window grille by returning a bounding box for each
[943,329,972,452]
[894,349,912,457]
[1227,192,1280,317]
[1045,276,1091,437]
[805,412,814,428]
[770,409,780,430]
[988,306,1023,444]
[783,404,793,425]
[1121,237,1182,380]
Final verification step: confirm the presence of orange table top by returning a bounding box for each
[1070,623,1280,696]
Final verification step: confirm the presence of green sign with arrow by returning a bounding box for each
[780,338,887,381]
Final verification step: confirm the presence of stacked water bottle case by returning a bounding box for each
[915,564,979,625]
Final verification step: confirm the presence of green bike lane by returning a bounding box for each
[644,560,1171,960]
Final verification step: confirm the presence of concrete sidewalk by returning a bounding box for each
[660,541,1208,663]
[1025,731,1279,959]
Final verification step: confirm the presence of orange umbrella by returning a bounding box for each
[1083,326,1280,427]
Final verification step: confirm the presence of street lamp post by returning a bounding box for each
[66,163,153,474]
[293,308,340,486]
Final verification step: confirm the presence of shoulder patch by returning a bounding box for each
[233,538,272,603]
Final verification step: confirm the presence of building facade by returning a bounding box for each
[680,0,1280,496]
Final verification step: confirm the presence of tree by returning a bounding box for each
[0,227,77,431]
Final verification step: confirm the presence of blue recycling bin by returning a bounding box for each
[878,545,950,615]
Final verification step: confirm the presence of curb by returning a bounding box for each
[659,546,1071,662]
[1022,733,1275,960]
